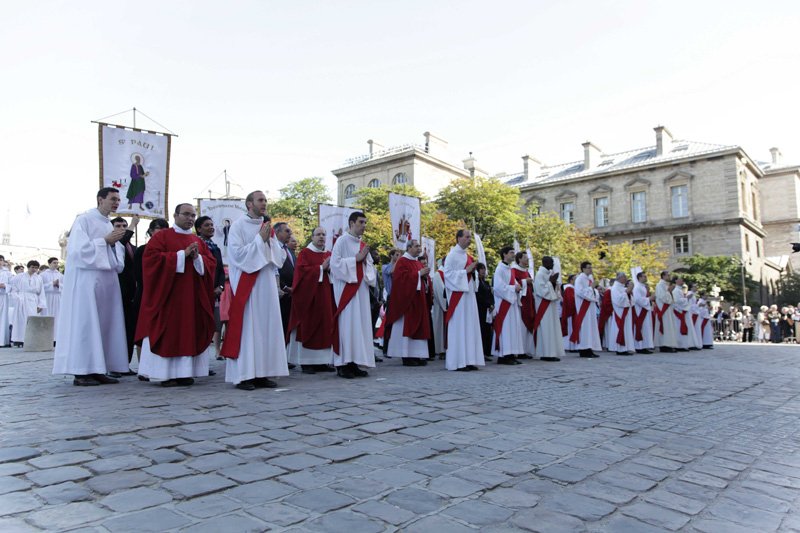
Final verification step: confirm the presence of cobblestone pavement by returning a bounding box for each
[1,343,800,532]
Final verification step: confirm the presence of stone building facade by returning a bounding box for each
[759,148,800,277]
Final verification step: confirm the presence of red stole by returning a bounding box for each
[691,314,698,325]
[614,307,630,346]
[701,318,709,334]
[674,309,688,335]
[493,264,516,350]
[221,227,276,359]
[384,257,431,340]
[285,248,335,349]
[517,270,535,333]
[332,240,367,355]
[569,298,592,343]
[632,286,650,341]
[561,286,575,337]
[597,290,613,338]
[654,303,669,334]
[135,229,216,357]
[444,254,474,324]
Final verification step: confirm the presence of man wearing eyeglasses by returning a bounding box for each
[135,203,217,387]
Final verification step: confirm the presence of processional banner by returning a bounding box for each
[197,198,247,263]
[388,193,420,250]
[421,237,436,271]
[99,124,171,218]
[318,204,357,251]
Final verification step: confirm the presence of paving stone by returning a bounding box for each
[353,499,416,525]
[444,500,514,525]
[621,501,691,530]
[102,508,192,532]
[85,470,155,494]
[483,487,541,508]
[369,467,427,486]
[453,466,512,488]
[85,454,151,474]
[290,487,355,512]
[26,465,92,486]
[176,440,227,456]
[0,463,32,477]
[163,473,237,499]
[303,510,384,533]
[178,513,266,533]
[511,508,587,532]
[306,445,367,462]
[723,487,791,513]
[385,487,447,514]
[537,464,593,483]
[0,517,40,532]
[34,481,92,504]
[28,451,95,469]
[706,498,784,530]
[328,477,391,499]
[100,487,172,512]
[219,462,285,483]
[0,491,41,516]
[643,488,706,515]
[595,470,657,492]
[27,502,111,529]
[679,471,729,489]
[175,495,241,519]
[0,477,31,496]
[143,462,194,479]
[690,518,758,533]
[224,480,296,504]
[269,452,329,471]
[245,501,307,526]
[538,493,616,522]
[0,447,39,463]
[484,458,536,476]
[588,514,673,533]
[186,452,245,473]
[428,475,484,497]
[141,448,185,464]
[404,514,475,533]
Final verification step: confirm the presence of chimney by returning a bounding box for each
[522,154,542,181]
[367,139,383,157]
[654,125,673,156]
[770,147,782,166]
[582,142,602,170]
[423,131,448,157]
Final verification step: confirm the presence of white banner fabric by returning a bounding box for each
[474,232,487,268]
[421,236,436,271]
[318,204,357,251]
[198,198,247,263]
[388,193,420,250]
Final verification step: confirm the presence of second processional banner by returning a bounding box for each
[318,204,357,251]
[389,192,420,250]
[197,198,247,262]
[99,124,171,218]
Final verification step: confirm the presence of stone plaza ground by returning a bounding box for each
[1,343,799,532]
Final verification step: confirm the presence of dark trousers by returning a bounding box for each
[480,321,492,357]
[122,299,136,361]
[382,295,391,354]
[280,297,291,342]
[742,327,753,343]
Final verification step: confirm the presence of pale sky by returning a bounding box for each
[2,0,799,249]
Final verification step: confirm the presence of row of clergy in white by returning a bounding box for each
[0,259,63,347]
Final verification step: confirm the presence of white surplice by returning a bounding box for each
[330,232,376,367]
[40,268,63,341]
[573,273,601,351]
[444,245,485,370]
[10,273,46,343]
[491,262,525,357]
[287,243,333,367]
[688,295,703,349]
[606,281,634,353]
[534,266,565,359]
[0,268,12,346]
[698,304,714,346]
[387,253,428,359]
[632,282,654,350]
[138,225,212,381]
[225,216,290,384]
[672,286,692,349]
[654,280,677,349]
[431,271,446,355]
[53,209,129,376]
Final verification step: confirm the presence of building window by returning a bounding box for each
[745,234,750,253]
[631,191,646,223]
[741,182,747,212]
[673,234,690,255]
[751,191,758,219]
[756,240,761,257]
[594,197,609,227]
[632,238,647,246]
[560,202,575,224]
[344,184,356,199]
[392,172,407,185]
[367,179,381,188]
[671,185,688,218]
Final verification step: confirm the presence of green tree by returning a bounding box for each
[681,254,759,305]
[778,273,800,306]
[595,241,669,285]
[269,177,332,241]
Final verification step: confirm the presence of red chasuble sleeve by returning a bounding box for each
[518,271,535,332]
[561,286,575,336]
[598,289,613,338]
[286,249,335,349]
[385,257,431,340]
[135,229,216,357]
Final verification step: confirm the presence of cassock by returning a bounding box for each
[606,281,634,353]
[513,264,536,356]
[431,270,447,355]
[571,273,601,352]
[598,289,613,349]
[277,241,295,338]
[492,262,525,357]
[0,267,12,346]
[222,216,289,383]
[386,253,431,360]
[286,243,335,366]
[671,286,692,350]
[118,231,137,358]
[476,274,494,358]
[632,281,654,350]
[53,209,128,376]
[136,226,216,380]
[561,283,579,352]
[9,272,45,343]
[444,245,485,370]
[330,232,376,368]
[40,268,63,342]
[654,280,677,349]
[688,294,703,349]
[533,266,564,359]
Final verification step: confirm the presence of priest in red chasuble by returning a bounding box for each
[385,239,431,366]
[136,203,217,387]
[286,226,336,374]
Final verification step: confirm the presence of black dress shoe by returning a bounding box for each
[659,347,676,353]
[208,370,216,376]
[456,367,469,371]
[161,379,179,387]
[316,365,336,372]
[402,358,417,366]
[466,365,479,371]
[417,359,428,366]
[676,348,688,352]
[216,355,225,361]
[337,366,355,379]
[236,381,256,391]
[287,363,296,370]
[73,376,101,386]
[703,345,713,349]
[119,369,137,376]
[92,374,120,384]
[301,365,317,374]
[541,356,560,362]
[176,378,195,386]
[138,375,150,382]
[497,356,516,365]
[517,354,534,359]
[375,357,383,363]
[253,377,277,388]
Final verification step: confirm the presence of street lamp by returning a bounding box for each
[731,256,750,306]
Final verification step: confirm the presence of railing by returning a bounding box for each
[340,144,425,167]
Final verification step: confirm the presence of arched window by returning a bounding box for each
[367,179,381,188]
[392,172,408,185]
[344,184,356,198]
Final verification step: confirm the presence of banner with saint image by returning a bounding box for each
[388,192,420,250]
[421,236,436,271]
[197,198,247,262]
[318,204,357,251]
[99,124,171,218]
